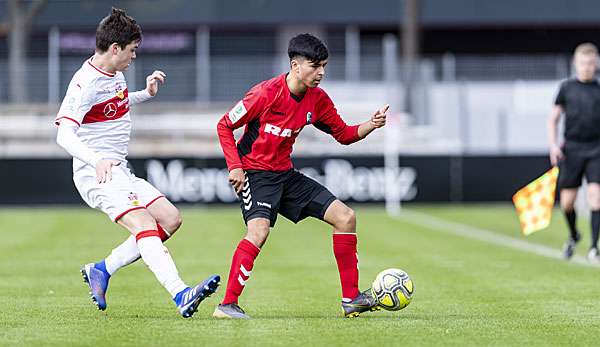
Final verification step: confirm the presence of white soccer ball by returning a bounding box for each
[371,268,414,311]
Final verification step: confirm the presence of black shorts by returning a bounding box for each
[558,140,600,189]
[238,169,337,227]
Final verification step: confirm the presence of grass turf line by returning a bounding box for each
[1,205,599,346]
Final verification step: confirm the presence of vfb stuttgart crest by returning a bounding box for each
[104,102,117,118]
[116,84,125,99]
[128,192,140,206]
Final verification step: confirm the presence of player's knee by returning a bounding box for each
[162,211,183,234]
[246,230,269,248]
[120,209,157,234]
[561,201,575,212]
[172,213,183,232]
[246,218,270,247]
[336,207,356,232]
[136,218,158,232]
[587,186,600,210]
[588,196,600,210]
[560,197,576,211]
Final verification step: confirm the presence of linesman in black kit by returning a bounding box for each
[549,42,600,263]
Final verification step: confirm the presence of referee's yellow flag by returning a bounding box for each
[512,167,559,236]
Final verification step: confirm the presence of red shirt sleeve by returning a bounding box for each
[217,86,268,171]
[313,90,360,145]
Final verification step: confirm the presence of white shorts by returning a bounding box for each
[73,163,164,222]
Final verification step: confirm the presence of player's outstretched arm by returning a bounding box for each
[129,70,166,105]
[357,104,389,139]
[315,103,389,145]
[145,70,165,96]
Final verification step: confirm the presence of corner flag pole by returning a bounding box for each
[384,112,402,216]
[383,33,401,216]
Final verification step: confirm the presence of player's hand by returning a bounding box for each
[371,104,389,128]
[229,168,246,194]
[549,144,564,166]
[145,70,166,96]
[96,159,121,184]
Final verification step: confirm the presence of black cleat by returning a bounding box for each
[562,232,581,260]
[341,289,381,318]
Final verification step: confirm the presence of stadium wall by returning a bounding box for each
[0,155,549,205]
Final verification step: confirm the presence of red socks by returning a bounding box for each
[156,224,170,242]
[135,229,160,241]
[221,234,358,304]
[333,233,359,300]
[222,239,261,305]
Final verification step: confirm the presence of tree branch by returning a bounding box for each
[25,0,47,26]
[0,22,9,36]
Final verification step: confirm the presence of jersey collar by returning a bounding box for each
[87,57,116,77]
[283,73,308,103]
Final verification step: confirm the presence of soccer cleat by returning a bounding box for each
[213,303,251,319]
[81,263,109,311]
[562,232,580,260]
[342,289,381,318]
[588,248,600,265]
[175,274,220,318]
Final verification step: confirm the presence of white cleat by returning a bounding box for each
[587,248,600,265]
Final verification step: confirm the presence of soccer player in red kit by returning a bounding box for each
[214,33,388,318]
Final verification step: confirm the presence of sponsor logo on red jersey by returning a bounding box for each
[82,89,129,124]
[228,100,247,124]
[264,123,294,137]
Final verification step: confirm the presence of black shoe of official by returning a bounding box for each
[341,289,381,318]
[562,231,581,260]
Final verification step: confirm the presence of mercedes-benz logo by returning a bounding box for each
[104,102,117,118]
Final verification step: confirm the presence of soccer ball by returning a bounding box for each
[371,268,414,311]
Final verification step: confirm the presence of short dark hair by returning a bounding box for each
[288,33,328,63]
[96,7,142,52]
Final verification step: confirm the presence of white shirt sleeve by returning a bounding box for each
[129,89,153,105]
[56,121,103,167]
[55,78,94,126]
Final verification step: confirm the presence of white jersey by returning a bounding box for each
[55,58,132,170]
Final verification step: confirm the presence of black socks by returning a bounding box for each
[591,210,600,249]
[564,210,579,242]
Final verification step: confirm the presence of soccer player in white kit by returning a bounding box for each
[54,8,219,318]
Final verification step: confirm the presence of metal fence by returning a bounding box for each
[0,29,572,105]
[0,29,573,159]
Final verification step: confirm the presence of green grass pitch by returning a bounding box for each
[2,204,600,346]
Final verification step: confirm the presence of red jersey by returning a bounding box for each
[217,74,361,171]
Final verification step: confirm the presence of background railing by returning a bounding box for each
[0,30,571,158]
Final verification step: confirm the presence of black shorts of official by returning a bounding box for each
[558,140,600,189]
[238,169,337,227]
